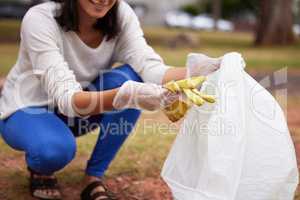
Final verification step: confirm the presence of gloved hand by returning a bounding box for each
[113,81,179,111]
[186,53,222,77]
[163,76,216,122]
[164,76,215,106]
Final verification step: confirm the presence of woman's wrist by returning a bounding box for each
[162,67,187,84]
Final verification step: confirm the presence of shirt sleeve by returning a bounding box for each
[113,1,171,84]
[21,8,83,117]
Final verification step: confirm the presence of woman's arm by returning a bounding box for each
[72,89,118,116]
[21,10,85,118]
[72,80,180,116]
[72,66,189,116]
[113,2,172,85]
[114,3,190,86]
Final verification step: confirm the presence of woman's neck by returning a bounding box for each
[78,4,97,33]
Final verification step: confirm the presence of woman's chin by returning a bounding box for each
[89,10,108,19]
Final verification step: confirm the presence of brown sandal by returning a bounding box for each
[81,180,117,200]
[28,167,62,200]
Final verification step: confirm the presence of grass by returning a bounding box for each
[0,19,20,41]
[0,43,19,75]
[143,27,300,69]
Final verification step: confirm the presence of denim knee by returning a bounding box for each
[90,64,143,92]
[28,139,76,174]
[114,64,143,83]
[105,64,143,90]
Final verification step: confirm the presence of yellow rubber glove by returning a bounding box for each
[163,76,206,92]
[163,76,216,122]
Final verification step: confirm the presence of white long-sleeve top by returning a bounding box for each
[0,1,170,119]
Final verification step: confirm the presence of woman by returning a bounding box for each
[0,0,221,199]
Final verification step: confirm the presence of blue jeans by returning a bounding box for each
[0,64,142,177]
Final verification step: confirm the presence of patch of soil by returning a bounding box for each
[0,157,173,200]
[107,176,172,200]
[289,108,300,129]
[48,175,172,200]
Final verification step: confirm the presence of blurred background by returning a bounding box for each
[0,0,300,199]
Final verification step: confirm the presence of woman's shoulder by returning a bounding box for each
[118,0,137,20]
[21,2,62,34]
[118,0,139,26]
[23,2,61,26]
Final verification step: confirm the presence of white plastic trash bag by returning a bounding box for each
[161,52,299,200]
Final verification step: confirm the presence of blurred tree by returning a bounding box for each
[255,0,295,45]
[181,2,203,16]
[181,0,258,19]
[293,0,300,24]
[212,0,221,30]
[203,0,258,19]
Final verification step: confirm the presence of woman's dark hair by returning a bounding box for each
[51,0,120,41]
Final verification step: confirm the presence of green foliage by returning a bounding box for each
[181,3,203,16]
[202,0,259,19]
[180,0,259,19]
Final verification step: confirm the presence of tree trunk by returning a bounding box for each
[255,0,295,45]
[212,0,221,30]
[0,77,5,94]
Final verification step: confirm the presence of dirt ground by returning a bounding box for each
[0,69,300,200]
[64,176,172,200]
